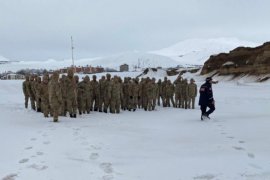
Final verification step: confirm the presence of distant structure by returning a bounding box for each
[59,65,104,74]
[1,73,25,80]
[120,64,129,72]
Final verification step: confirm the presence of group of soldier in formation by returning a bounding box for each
[22,68,198,122]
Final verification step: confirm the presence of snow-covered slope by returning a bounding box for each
[151,38,259,65]
[0,52,178,73]
[0,55,10,63]
[0,38,260,72]
[85,51,179,70]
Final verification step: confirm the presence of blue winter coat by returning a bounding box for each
[199,82,214,106]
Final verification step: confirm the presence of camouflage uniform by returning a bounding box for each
[161,77,168,107]
[152,78,159,110]
[131,79,140,111]
[165,80,175,107]
[103,74,112,113]
[122,78,129,110]
[157,79,162,106]
[48,72,62,122]
[181,79,189,109]
[138,78,144,109]
[78,75,92,114]
[142,78,149,110]
[127,79,135,111]
[22,76,30,108]
[59,75,67,116]
[90,75,100,111]
[187,79,197,109]
[66,69,77,118]
[98,76,106,112]
[35,77,42,112]
[110,76,122,113]
[40,77,50,117]
[174,78,182,108]
[29,75,36,110]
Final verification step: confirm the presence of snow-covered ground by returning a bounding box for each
[1,72,270,180]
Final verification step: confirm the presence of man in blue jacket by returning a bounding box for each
[199,77,218,120]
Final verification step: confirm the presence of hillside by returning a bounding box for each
[151,38,259,65]
[201,41,270,81]
[0,55,10,64]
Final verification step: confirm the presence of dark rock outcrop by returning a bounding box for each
[201,42,270,76]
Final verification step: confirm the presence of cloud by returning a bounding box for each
[0,0,269,60]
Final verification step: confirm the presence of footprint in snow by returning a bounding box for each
[28,164,48,171]
[193,174,216,180]
[19,158,29,164]
[248,153,255,159]
[239,140,245,144]
[227,136,235,139]
[89,153,99,160]
[100,163,113,174]
[232,146,245,151]
[43,141,51,145]
[249,163,263,170]
[36,152,44,156]
[30,138,37,141]
[102,175,114,180]
[81,141,90,146]
[91,145,101,150]
[25,146,33,150]
[1,173,18,180]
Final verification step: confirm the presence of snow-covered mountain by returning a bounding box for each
[0,52,179,73]
[85,51,179,70]
[0,55,10,63]
[151,38,259,65]
[0,38,260,72]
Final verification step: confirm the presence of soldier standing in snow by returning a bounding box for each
[187,78,197,109]
[22,75,30,109]
[48,71,62,122]
[66,68,77,118]
[199,77,218,120]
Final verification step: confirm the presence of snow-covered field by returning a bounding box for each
[1,72,270,180]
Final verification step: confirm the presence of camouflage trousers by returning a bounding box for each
[165,96,175,107]
[30,96,36,110]
[187,97,196,109]
[175,93,182,108]
[99,96,105,111]
[161,94,167,107]
[50,103,60,122]
[147,96,154,111]
[42,98,50,117]
[157,94,162,106]
[104,97,111,112]
[122,95,129,110]
[67,97,77,115]
[24,95,29,108]
[181,96,188,109]
[128,96,138,110]
[91,94,99,111]
[81,97,92,113]
[36,97,42,112]
[110,97,121,113]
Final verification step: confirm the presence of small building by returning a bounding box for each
[120,64,129,72]
[6,73,25,80]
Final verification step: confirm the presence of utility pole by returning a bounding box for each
[71,36,75,72]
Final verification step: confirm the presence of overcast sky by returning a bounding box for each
[0,0,269,61]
